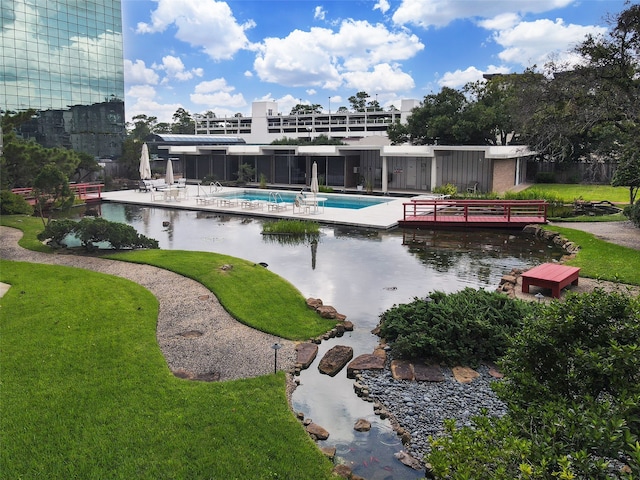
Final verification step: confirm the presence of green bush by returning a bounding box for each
[377,288,533,366]
[0,190,34,215]
[624,199,640,227]
[433,183,457,196]
[426,289,640,479]
[37,217,159,251]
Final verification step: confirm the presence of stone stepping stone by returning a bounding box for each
[413,363,445,382]
[346,353,385,378]
[452,366,480,383]
[296,342,318,369]
[390,359,414,380]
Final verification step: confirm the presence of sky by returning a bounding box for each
[122,0,630,124]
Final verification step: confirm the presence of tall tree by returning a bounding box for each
[128,114,158,141]
[289,104,323,115]
[171,108,195,134]
[348,91,370,112]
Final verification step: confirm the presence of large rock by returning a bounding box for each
[296,342,318,369]
[390,359,414,380]
[413,363,445,382]
[354,418,371,432]
[306,422,329,440]
[452,366,480,383]
[318,345,353,376]
[346,354,386,378]
[316,305,339,319]
[394,450,422,470]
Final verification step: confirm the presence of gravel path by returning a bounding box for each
[548,219,640,251]
[0,226,296,381]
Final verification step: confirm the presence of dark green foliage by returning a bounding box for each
[535,171,556,183]
[37,218,159,251]
[624,199,640,227]
[378,288,533,365]
[0,190,34,215]
[427,290,640,479]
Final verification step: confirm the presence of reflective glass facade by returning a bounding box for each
[1,0,125,158]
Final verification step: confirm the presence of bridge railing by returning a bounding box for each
[403,199,548,223]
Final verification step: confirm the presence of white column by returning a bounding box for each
[382,156,388,194]
[430,156,438,191]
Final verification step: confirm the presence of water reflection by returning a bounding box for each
[88,203,564,479]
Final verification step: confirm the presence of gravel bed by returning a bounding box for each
[360,364,507,463]
[0,226,296,381]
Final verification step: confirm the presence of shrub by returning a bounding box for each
[433,183,457,196]
[377,288,533,366]
[0,190,34,215]
[624,199,640,227]
[37,218,159,251]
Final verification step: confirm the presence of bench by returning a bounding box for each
[521,263,581,298]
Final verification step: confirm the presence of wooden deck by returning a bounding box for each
[399,199,548,228]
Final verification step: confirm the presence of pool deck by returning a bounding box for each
[101,186,413,229]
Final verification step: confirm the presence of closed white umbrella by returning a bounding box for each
[165,158,174,185]
[139,143,151,180]
[309,161,319,213]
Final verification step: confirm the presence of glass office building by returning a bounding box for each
[0,0,125,158]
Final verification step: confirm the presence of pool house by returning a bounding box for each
[147,135,533,195]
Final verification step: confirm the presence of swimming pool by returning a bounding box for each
[219,190,393,210]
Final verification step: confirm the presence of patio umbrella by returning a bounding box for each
[139,143,151,180]
[310,161,319,200]
[165,158,174,185]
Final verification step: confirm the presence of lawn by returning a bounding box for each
[0,260,334,479]
[525,183,631,204]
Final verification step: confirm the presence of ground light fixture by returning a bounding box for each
[271,342,282,374]
[535,292,545,303]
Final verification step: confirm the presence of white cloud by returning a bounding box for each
[125,85,183,123]
[190,78,247,108]
[493,18,606,67]
[438,65,510,89]
[479,13,522,31]
[392,0,574,28]
[374,0,391,14]
[342,63,415,93]
[153,55,203,82]
[306,89,317,95]
[314,6,326,20]
[124,59,160,85]
[244,70,253,77]
[135,0,255,60]
[253,19,423,91]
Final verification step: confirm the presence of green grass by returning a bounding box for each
[543,225,640,285]
[525,184,631,204]
[0,260,333,479]
[105,249,334,340]
[262,219,320,235]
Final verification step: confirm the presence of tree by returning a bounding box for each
[348,91,370,112]
[336,106,349,113]
[171,108,195,134]
[612,148,640,204]
[32,164,74,226]
[289,104,323,115]
[128,114,158,141]
[515,4,640,166]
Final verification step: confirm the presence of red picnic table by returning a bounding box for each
[521,263,581,299]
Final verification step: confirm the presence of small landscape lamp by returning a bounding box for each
[271,342,282,374]
[535,292,544,304]
[424,295,433,304]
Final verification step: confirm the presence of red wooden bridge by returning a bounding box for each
[11,183,104,205]
[399,198,548,228]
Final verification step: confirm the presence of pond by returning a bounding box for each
[91,203,564,479]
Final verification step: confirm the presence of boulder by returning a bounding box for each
[296,342,318,369]
[394,450,422,470]
[306,297,323,309]
[342,320,354,331]
[452,366,480,383]
[333,464,352,478]
[318,345,353,376]
[346,354,386,378]
[390,359,414,380]
[306,422,330,440]
[316,305,338,319]
[413,363,445,382]
[320,446,336,460]
[354,418,371,432]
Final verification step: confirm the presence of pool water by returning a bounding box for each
[221,190,393,209]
